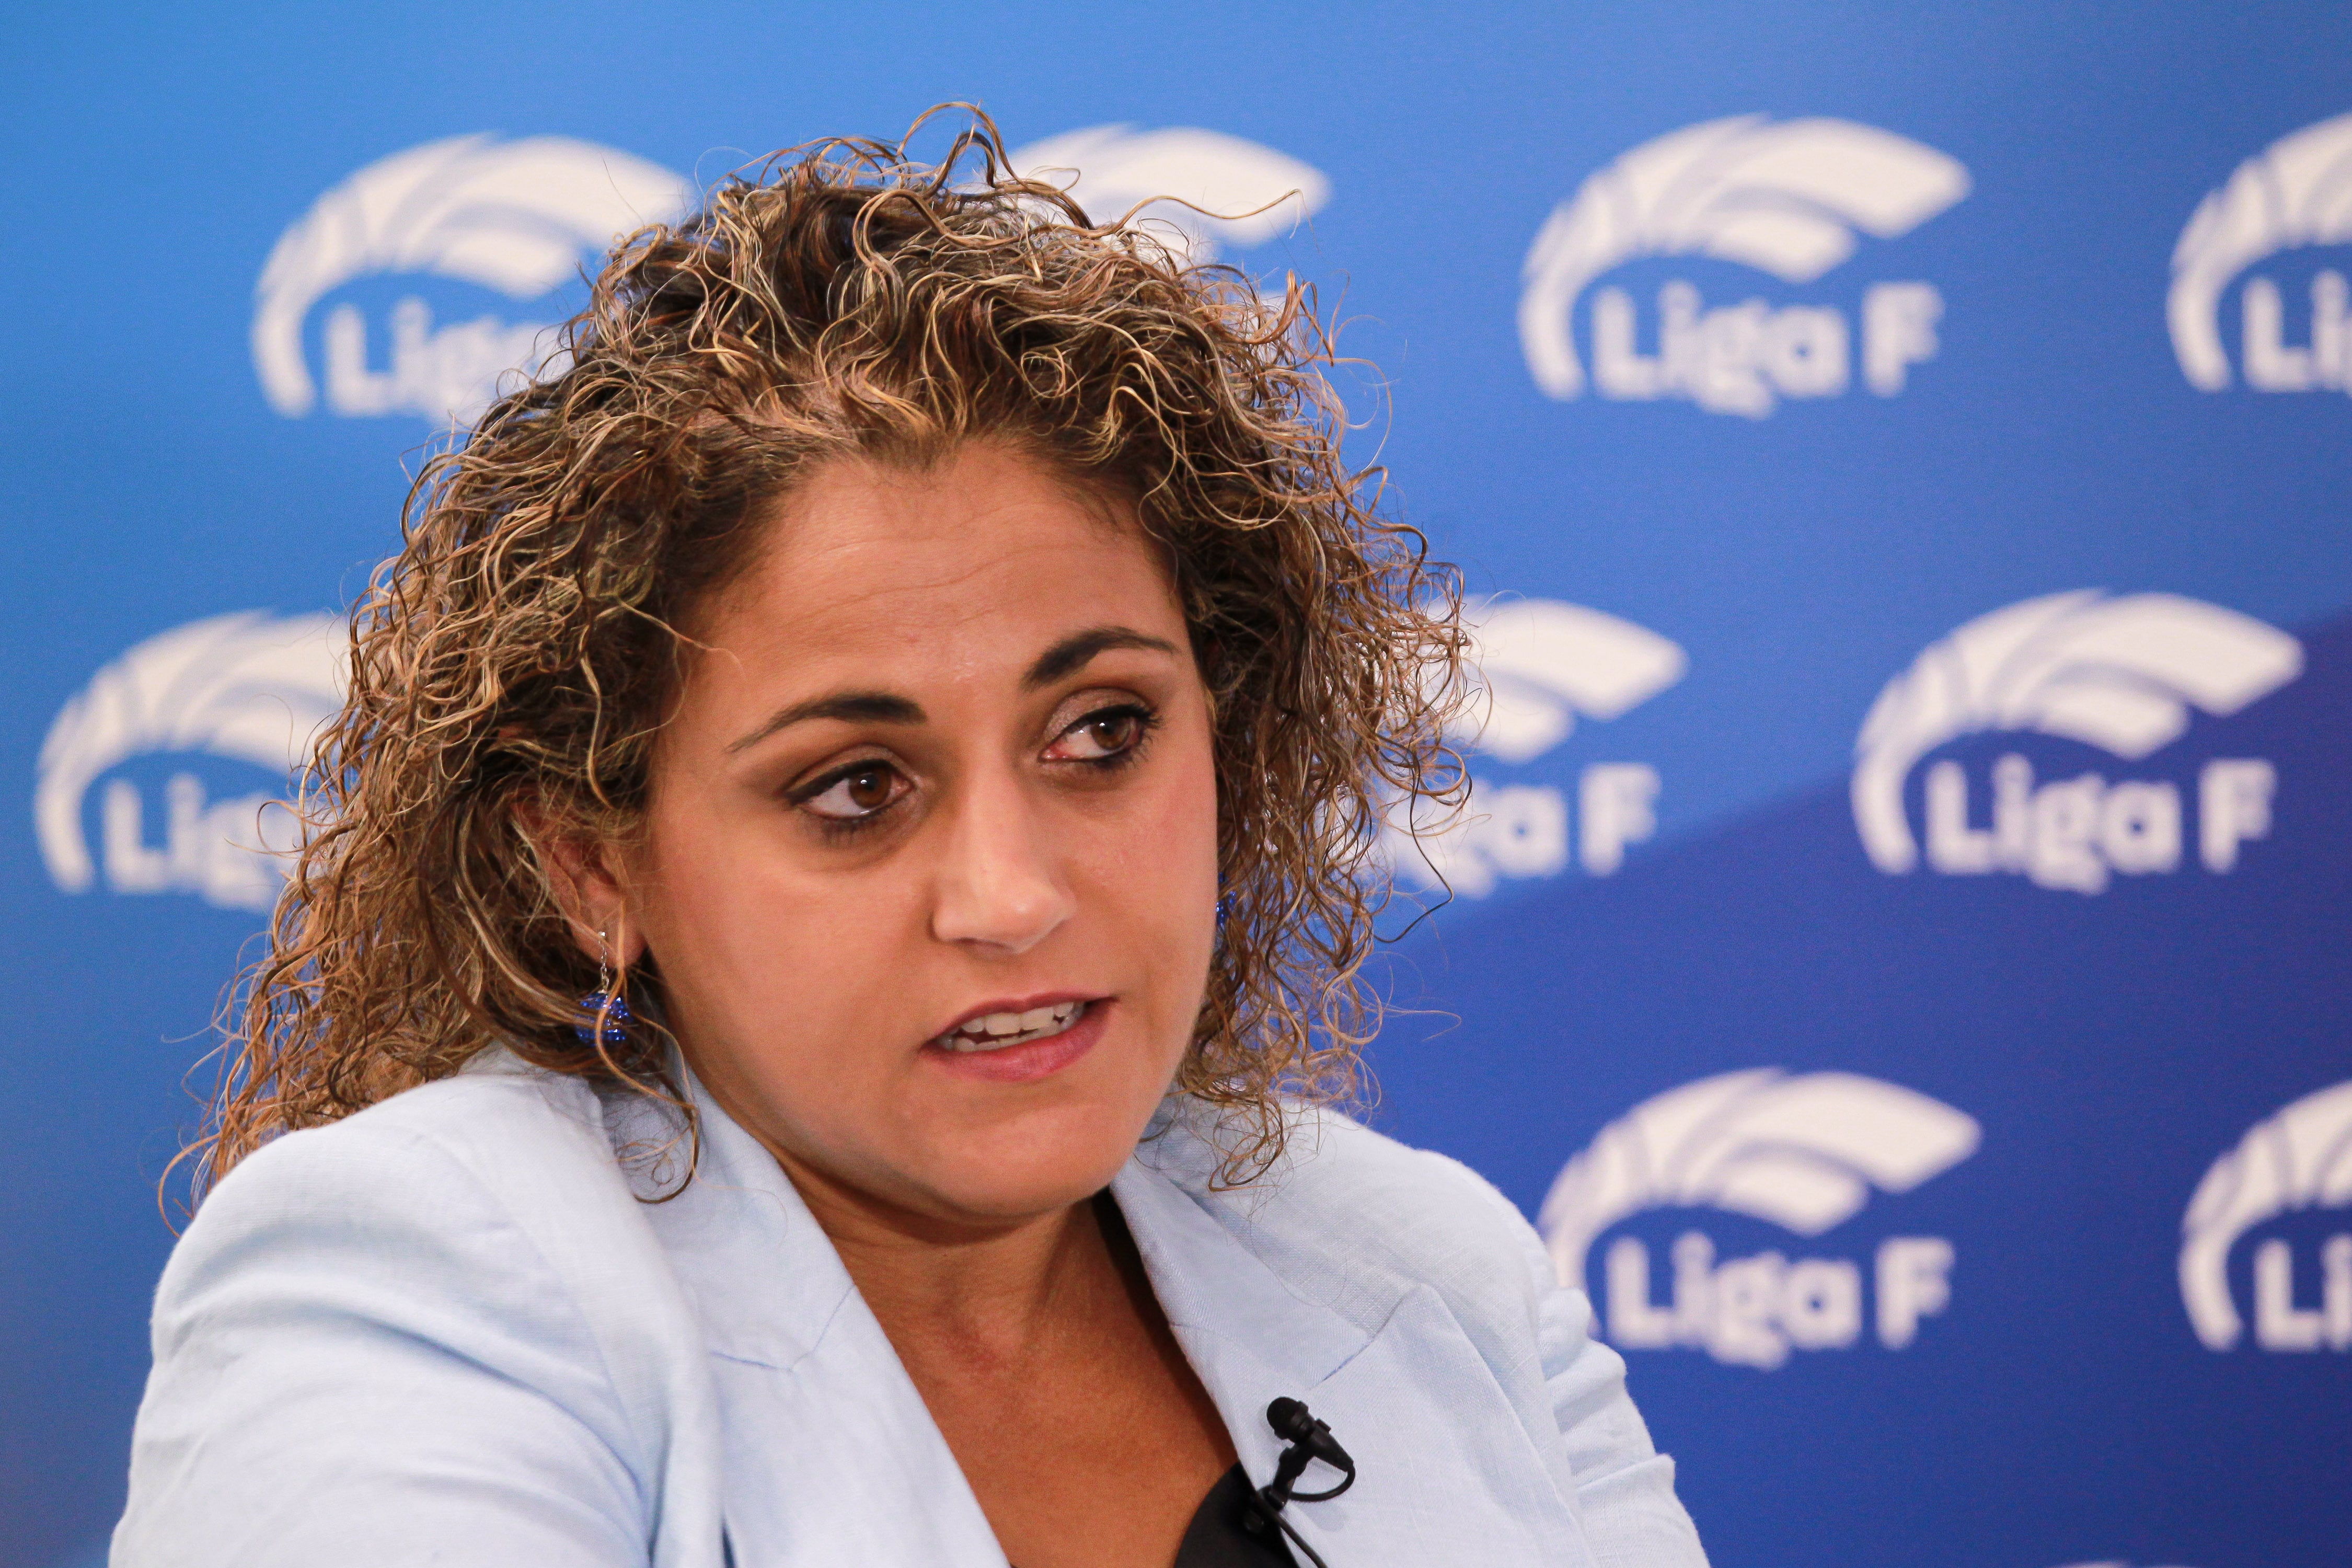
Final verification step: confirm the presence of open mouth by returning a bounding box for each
[933,999,1089,1054]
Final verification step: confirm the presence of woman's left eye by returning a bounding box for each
[1046,706,1151,764]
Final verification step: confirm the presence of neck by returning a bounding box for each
[763,1140,1128,1364]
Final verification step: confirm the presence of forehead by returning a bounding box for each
[688,444,1183,689]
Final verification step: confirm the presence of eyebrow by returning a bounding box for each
[1022,626,1181,690]
[724,626,1180,754]
[727,691,925,754]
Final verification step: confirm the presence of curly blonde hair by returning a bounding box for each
[199,111,1464,1195]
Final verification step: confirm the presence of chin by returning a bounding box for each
[913,1098,1155,1221]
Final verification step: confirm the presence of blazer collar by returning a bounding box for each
[1111,1118,1377,1471]
[625,1076,1581,1565]
[644,1072,1375,1405]
[620,1061,856,1373]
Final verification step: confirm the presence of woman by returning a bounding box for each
[114,119,1708,1568]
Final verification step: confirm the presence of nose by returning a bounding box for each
[928,770,1076,956]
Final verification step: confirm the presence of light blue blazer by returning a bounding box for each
[114,1051,1708,1567]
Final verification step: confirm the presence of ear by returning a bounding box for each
[513,794,648,971]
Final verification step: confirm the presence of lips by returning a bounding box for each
[933,999,1087,1053]
[922,995,1108,1084]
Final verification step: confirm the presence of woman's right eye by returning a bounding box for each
[797,761,907,823]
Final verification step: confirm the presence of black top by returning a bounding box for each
[1172,1463,1299,1568]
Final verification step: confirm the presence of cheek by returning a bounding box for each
[1088,726,1222,998]
[632,795,913,1078]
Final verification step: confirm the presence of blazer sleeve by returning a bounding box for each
[112,1117,651,1568]
[1532,1244,1711,1568]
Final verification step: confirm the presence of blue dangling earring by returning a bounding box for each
[573,928,632,1046]
[1215,883,1234,930]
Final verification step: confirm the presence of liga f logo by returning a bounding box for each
[1539,1070,1979,1369]
[1518,114,1969,416]
[1851,591,2302,892]
[1010,125,1329,262]
[35,613,344,912]
[1456,597,1686,766]
[2180,1081,2352,1353]
[253,134,693,422]
[1388,598,1685,897]
[2171,111,2352,393]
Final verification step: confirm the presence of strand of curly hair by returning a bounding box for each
[191,107,1465,1202]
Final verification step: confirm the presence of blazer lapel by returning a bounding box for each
[632,1077,1010,1566]
[632,1079,1595,1567]
[1113,1133,1599,1568]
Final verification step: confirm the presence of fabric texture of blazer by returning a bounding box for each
[114,1049,1710,1567]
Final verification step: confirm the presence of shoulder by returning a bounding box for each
[159,1054,690,1380]
[141,1056,706,1481]
[124,1059,720,1559]
[1283,1111,1550,1291]
[236,1048,618,1177]
[183,1056,621,1262]
[1154,1103,1555,1343]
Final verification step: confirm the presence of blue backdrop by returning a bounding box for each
[6,5,2348,1565]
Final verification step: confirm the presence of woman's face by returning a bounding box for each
[610,443,1220,1231]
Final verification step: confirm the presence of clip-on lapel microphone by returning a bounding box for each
[1248,1397,1355,1567]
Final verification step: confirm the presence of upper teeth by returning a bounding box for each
[940,1000,1083,1052]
